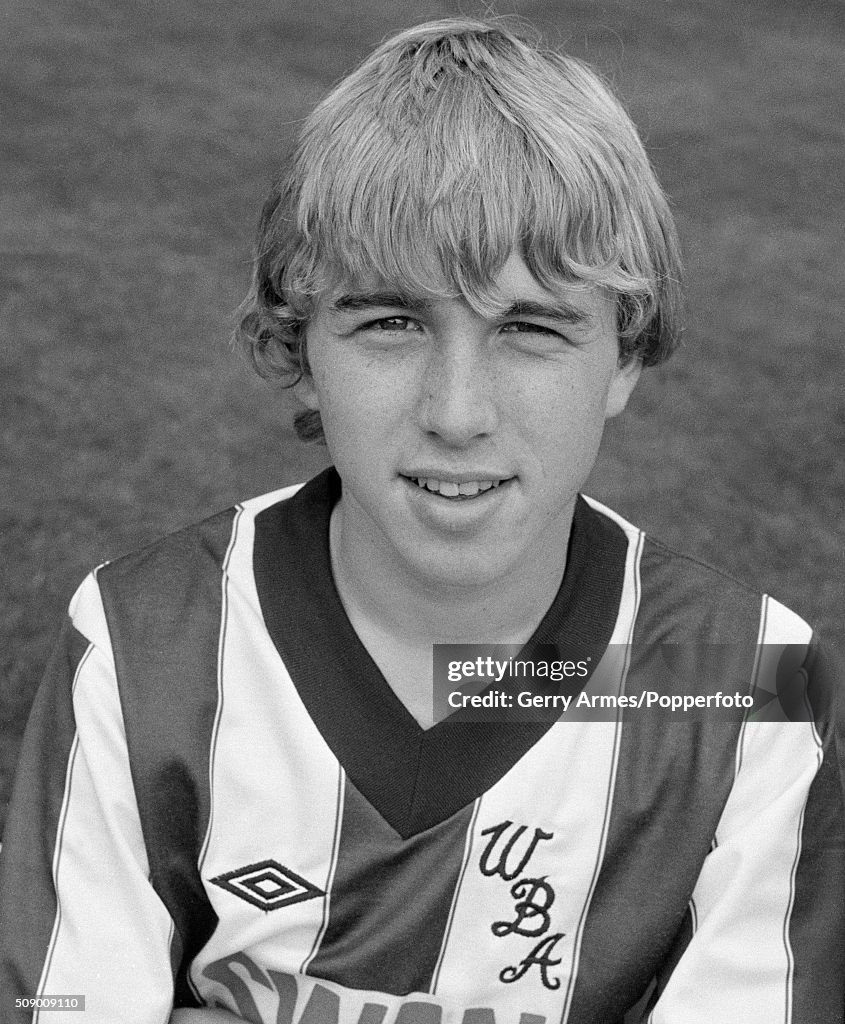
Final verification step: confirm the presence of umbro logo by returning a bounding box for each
[211,860,324,912]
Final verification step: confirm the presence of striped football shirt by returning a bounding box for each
[1,468,842,1023]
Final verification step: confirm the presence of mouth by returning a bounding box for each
[403,475,513,500]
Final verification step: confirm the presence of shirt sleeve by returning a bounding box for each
[0,574,177,1024]
[646,634,845,1023]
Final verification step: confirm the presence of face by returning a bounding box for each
[298,252,640,593]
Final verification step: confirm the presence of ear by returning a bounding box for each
[292,327,318,410]
[604,356,642,419]
[294,371,320,411]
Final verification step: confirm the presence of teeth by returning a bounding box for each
[411,477,504,497]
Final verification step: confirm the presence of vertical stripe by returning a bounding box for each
[0,623,89,1021]
[430,798,481,994]
[560,523,643,1023]
[734,596,768,779]
[561,715,624,1023]
[301,763,346,975]
[194,499,344,996]
[649,599,820,1022]
[33,638,90,1024]
[757,597,815,1024]
[565,523,763,1021]
[97,506,239,1002]
[199,506,245,868]
[27,580,176,1023]
[185,504,244,1003]
[307,779,475,994]
[787,642,845,1023]
[783,798,807,1024]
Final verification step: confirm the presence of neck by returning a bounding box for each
[329,501,572,648]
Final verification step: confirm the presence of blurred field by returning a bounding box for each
[2,0,843,828]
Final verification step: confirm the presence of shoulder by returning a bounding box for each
[581,496,842,741]
[580,495,814,646]
[68,481,309,645]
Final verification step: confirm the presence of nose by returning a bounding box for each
[417,334,499,445]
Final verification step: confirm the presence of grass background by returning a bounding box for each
[2,0,843,830]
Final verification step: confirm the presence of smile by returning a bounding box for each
[405,476,510,499]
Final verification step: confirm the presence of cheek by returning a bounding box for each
[512,374,614,487]
[514,369,612,436]
[310,363,399,454]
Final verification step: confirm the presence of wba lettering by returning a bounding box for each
[500,935,565,990]
[479,821,553,880]
[479,821,564,991]
[492,878,555,937]
[201,955,548,1024]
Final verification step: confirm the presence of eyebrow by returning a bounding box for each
[329,292,593,325]
[329,292,426,314]
[500,300,592,326]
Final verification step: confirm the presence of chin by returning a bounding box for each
[405,547,517,593]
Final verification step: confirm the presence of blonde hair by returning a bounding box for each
[236,17,683,441]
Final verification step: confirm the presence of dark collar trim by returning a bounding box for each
[253,469,627,838]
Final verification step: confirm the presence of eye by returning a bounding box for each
[499,321,575,355]
[500,321,560,336]
[363,316,422,333]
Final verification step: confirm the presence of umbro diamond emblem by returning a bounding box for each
[210,860,325,912]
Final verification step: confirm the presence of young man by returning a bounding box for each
[1,17,842,1024]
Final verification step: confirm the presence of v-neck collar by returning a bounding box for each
[253,468,627,839]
